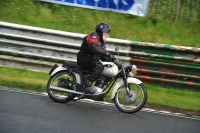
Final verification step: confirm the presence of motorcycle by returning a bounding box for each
[46,47,147,113]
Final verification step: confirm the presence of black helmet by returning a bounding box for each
[95,22,111,35]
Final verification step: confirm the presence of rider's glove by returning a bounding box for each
[114,58,119,63]
[114,59,122,68]
[109,54,117,62]
[106,52,118,63]
[111,55,116,62]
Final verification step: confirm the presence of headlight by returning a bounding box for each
[126,65,137,76]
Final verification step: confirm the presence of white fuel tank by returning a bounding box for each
[101,62,119,77]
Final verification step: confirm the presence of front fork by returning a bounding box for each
[121,66,131,96]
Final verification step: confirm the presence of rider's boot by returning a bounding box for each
[83,75,92,86]
[93,77,108,100]
[83,75,94,93]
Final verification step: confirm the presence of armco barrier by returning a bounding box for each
[0,21,199,89]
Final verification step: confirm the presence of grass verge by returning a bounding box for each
[0,0,199,47]
[0,65,200,116]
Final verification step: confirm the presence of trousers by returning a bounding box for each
[77,54,104,82]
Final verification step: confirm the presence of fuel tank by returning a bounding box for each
[101,62,119,77]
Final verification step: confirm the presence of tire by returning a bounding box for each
[47,71,77,103]
[114,83,147,113]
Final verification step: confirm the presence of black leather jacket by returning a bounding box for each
[78,32,111,61]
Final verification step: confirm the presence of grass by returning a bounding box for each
[0,65,200,113]
[145,84,200,111]
[0,0,199,47]
[0,66,47,92]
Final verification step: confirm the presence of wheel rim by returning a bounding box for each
[116,83,145,111]
[49,71,77,100]
[124,90,137,104]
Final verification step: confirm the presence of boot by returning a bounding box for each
[84,75,101,94]
[83,75,92,87]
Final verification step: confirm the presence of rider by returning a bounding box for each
[77,22,117,90]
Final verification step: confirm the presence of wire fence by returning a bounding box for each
[148,0,200,23]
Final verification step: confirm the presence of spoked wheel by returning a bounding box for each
[114,83,147,113]
[47,71,77,103]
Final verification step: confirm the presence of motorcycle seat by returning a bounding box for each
[62,61,91,74]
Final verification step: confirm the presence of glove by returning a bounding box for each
[106,52,117,62]
[114,58,119,63]
[108,53,122,68]
[109,54,116,62]
[115,61,122,68]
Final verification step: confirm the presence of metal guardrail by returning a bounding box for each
[0,21,199,89]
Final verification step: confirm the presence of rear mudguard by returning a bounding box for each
[111,77,142,100]
[50,66,81,84]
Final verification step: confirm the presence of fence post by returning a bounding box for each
[175,0,180,22]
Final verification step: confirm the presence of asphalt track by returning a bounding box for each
[0,88,199,133]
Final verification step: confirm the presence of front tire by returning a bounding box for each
[47,71,77,103]
[114,83,147,113]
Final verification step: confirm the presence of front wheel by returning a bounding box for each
[114,83,147,113]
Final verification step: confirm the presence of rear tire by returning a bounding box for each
[114,83,147,113]
[47,71,77,103]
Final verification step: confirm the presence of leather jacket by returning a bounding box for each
[78,32,111,61]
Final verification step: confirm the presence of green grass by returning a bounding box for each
[145,84,200,111]
[0,0,199,47]
[0,66,200,112]
[0,67,47,92]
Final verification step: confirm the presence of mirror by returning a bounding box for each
[115,46,120,59]
[115,46,119,52]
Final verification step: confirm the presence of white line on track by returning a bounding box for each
[0,87,199,121]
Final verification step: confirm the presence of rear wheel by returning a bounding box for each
[114,83,147,113]
[47,71,77,103]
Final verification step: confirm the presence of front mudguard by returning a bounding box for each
[111,77,143,100]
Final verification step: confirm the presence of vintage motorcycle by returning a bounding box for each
[46,47,147,113]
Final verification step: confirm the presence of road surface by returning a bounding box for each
[0,88,199,133]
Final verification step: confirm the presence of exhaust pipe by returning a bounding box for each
[49,85,84,95]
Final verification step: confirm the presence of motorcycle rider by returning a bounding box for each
[77,22,117,91]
